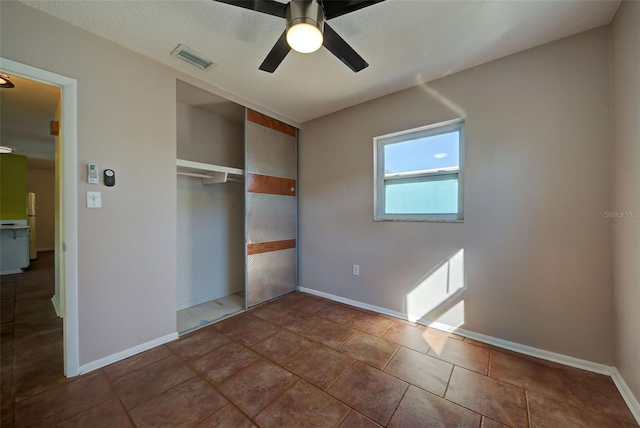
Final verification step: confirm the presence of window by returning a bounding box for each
[374,119,464,222]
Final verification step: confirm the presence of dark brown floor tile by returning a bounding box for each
[490,350,567,402]
[276,312,322,334]
[225,316,282,346]
[250,305,290,323]
[274,292,307,305]
[130,377,227,428]
[337,332,399,369]
[112,354,196,410]
[381,322,434,354]
[565,385,636,422]
[14,341,63,373]
[562,369,621,399]
[346,312,394,337]
[388,385,481,428]
[219,359,296,417]
[314,303,360,324]
[327,361,408,426]
[285,344,354,390]
[13,316,62,337]
[338,410,382,427]
[13,327,62,353]
[14,360,67,402]
[167,327,232,360]
[255,380,349,428]
[429,336,490,375]
[303,320,357,349]
[103,346,172,380]
[195,403,256,427]
[1,286,16,299]
[1,297,15,313]
[445,367,527,428]
[527,390,630,428]
[482,416,510,427]
[14,371,115,427]
[384,346,453,396]
[14,290,54,302]
[252,329,313,364]
[52,397,133,427]
[1,399,14,428]
[213,312,255,334]
[295,296,334,314]
[191,341,260,383]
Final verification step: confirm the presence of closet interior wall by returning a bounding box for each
[175,81,245,323]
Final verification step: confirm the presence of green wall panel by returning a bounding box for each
[0,154,28,220]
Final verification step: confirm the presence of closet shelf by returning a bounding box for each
[176,159,244,184]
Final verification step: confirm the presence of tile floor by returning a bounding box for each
[1,255,638,427]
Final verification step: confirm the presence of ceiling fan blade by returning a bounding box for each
[212,0,287,19]
[320,0,385,20]
[322,22,368,72]
[259,30,291,72]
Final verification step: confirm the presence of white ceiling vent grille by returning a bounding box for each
[171,44,214,70]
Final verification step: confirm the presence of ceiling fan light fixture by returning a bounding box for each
[0,73,15,89]
[286,0,324,54]
[287,22,323,53]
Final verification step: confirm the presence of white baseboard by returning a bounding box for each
[176,287,244,311]
[300,287,611,374]
[612,368,640,423]
[299,286,639,423]
[78,332,179,375]
[51,295,61,318]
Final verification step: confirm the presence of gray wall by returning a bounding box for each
[0,1,288,366]
[1,1,177,364]
[611,0,640,401]
[299,28,614,364]
[176,103,244,309]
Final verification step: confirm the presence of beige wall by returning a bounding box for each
[611,0,640,400]
[299,28,614,363]
[27,166,55,251]
[0,1,292,367]
[0,1,177,364]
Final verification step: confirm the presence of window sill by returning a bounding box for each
[373,218,464,223]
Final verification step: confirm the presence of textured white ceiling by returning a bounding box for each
[0,75,60,160]
[22,0,619,124]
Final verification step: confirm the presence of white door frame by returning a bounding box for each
[0,57,80,377]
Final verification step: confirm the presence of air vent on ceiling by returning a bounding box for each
[171,44,214,71]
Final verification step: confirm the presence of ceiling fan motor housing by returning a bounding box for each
[286,0,324,36]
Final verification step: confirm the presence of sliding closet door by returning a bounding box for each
[245,109,297,307]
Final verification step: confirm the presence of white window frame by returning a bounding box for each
[374,118,465,222]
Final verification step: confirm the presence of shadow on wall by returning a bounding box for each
[405,249,466,341]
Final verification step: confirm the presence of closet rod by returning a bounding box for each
[177,171,244,182]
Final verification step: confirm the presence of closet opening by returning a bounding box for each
[176,80,246,335]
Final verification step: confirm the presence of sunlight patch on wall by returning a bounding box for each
[406,249,465,323]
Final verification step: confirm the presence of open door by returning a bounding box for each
[245,109,297,307]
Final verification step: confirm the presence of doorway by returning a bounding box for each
[0,57,79,377]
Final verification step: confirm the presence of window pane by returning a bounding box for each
[385,178,458,214]
[384,131,459,176]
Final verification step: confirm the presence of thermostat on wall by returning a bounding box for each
[104,169,115,187]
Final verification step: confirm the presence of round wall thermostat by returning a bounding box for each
[104,169,115,187]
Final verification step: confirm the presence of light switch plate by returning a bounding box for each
[86,191,102,208]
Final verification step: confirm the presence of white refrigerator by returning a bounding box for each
[27,192,37,260]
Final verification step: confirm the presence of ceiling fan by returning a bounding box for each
[213,0,385,73]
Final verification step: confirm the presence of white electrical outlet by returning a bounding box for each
[353,264,360,276]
